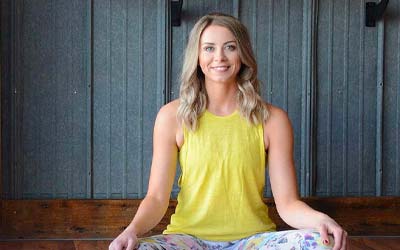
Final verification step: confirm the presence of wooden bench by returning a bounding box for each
[0,197,399,249]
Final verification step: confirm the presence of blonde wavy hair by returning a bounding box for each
[177,13,269,131]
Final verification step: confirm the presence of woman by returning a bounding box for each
[109,13,347,250]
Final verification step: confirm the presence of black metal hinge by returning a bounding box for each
[171,0,183,26]
[366,0,389,27]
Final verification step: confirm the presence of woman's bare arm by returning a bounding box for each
[265,105,346,250]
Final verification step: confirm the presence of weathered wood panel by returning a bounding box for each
[382,0,400,196]
[1,0,91,199]
[1,0,400,200]
[316,0,377,196]
[92,0,167,199]
[1,197,399,239]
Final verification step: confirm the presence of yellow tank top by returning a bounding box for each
[163,110,276,241]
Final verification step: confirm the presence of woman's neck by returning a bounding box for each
[205,80,238,116]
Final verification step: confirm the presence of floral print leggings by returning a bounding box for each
[137,230,334,250]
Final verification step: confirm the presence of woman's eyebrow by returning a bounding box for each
[224,40,236,44]
[201,40,236,45]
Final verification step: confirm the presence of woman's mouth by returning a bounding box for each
[211,66,230,72]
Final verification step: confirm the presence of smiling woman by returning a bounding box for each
[108,13,347,250]
[198,25,242,87]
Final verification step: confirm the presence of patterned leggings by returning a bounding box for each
[137,230,334,250]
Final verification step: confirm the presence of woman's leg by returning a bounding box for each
[137,234,205,250]
[237,230,335,250]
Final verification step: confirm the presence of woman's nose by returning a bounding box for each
[214,48,227,61]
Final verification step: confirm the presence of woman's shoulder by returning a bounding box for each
[263,103,293,149]
[156,99,180,127]
[263,102,292,130]
[159,99,179,114]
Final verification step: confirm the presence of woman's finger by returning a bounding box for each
[126,239,135,250]
[340,230,348,250]
[331,228,343,250]
[318,224,331,246]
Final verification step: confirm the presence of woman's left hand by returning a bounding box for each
[317,215,347,250]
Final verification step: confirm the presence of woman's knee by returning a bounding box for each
[291,230,334,250]
[137,234,204,250]
[243,230,334,250]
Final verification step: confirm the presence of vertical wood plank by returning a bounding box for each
[375,20,384,196]
[1,0,11,199]
[342,0,350,195]
[382,0,400,196]
[126,0,144,198]
[397,0,400,195]
[301,0,315,196]
[93,0,111,198]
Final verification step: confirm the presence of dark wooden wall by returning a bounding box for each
[1,197,400,239]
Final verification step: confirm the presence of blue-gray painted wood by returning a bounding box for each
[1,0,15,199]
[340,0,350,196]
[93,0,167,198]
[382,0,400,196]
[301,0,317,197]
[11,0,23,199]
[86,0,93,198]
[376,19,384,196]
[2,0,400,199]
[315,0,380,196]
[2,0,91,199]
[0,1,4,198]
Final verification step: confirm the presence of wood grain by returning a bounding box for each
[0,238,399,250]
[1,197,399,239]
[0,240,110,250]
[347,237,400,250]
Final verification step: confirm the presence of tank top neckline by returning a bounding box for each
[204,109,239,119]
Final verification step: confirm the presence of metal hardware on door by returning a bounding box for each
[171,0,183,26]
[366,0,389,27]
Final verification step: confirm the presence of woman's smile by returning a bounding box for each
[210,65,230,72]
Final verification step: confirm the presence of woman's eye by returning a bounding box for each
[204,47,214,52]
[225,45,236,51]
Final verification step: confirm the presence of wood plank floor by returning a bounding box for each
[0,237,399,250]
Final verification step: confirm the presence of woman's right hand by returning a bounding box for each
[108,227,139,250]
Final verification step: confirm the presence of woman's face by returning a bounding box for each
[198,25,241,85]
